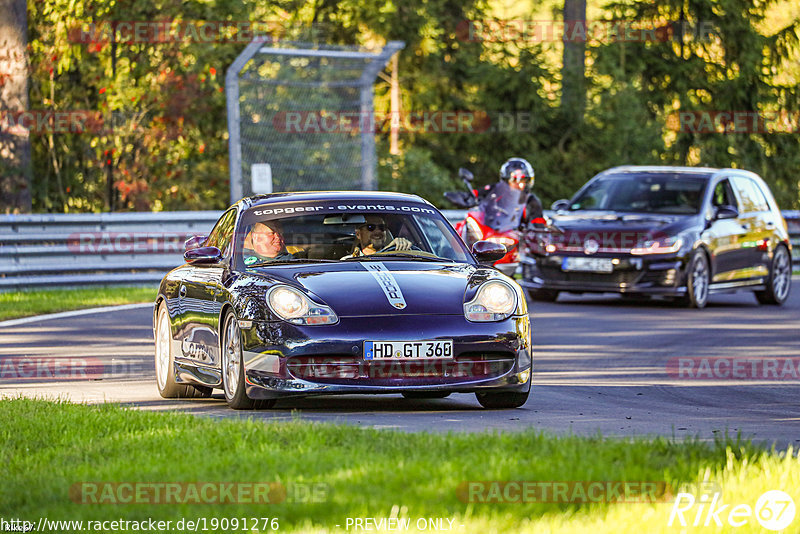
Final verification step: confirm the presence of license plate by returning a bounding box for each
[364,340,453,360]
[562,256,614,273]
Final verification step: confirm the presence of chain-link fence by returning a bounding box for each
[226,39,404,203]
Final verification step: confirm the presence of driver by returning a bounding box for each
[242,221,294,265]
[348,215,412,257]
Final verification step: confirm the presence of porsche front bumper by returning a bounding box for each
[238,314,532,399]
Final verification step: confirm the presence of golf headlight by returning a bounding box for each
[266,285,338,325]
[464,281,518,322]
[631,236,684,255]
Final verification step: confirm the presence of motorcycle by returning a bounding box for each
[444,168,526,276]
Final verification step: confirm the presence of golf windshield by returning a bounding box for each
[236,201,472,268]
[568,173,708,214]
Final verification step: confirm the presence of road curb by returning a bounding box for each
[0,302,154,328]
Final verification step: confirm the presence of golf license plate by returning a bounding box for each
[562,256,614,273]
[364,340,453,360]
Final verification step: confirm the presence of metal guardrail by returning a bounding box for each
[0,212,221,290]
[0,209,798,290]
[0,210,466,290]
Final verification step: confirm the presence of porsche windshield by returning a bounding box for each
[237,205,472,267]
[569,173,708,214]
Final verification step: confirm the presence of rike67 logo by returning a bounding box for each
[668,488,795,531]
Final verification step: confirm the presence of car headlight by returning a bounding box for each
[266,285,338,325]
[464,280,518,322]
[631,236,684,255]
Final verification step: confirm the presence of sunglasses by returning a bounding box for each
[361,223,386,231]
[509,170,528,182]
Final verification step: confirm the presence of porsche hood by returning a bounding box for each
[293,261,481,316]
[244,260,502,317]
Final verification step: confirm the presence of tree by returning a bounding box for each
[594,0,800,208]
[0,0,32,213]
[562,0,586,125]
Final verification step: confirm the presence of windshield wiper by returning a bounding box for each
[246,258,337,267]
[343,253,448,262]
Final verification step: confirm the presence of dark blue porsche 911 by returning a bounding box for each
[153,191,532,410]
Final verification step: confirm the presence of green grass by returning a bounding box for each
[0,286,156,321]
[2,399,798,533]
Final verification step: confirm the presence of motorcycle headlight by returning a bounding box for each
[266,285,338,325]
[463,217,483,246]
[631,236,684,255]
[486,236,516,247]
[464,280,518,322]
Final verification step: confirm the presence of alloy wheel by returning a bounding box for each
[688,253,709,308]
[222,316,241,400]
[155,308,171,390]
[773,247,791,302]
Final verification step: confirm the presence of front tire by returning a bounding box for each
[475,375,531,409]
[682,251,710,309]
[155,304,212,399]
[476,389,530,409]
[755,245,792,305]
[221,312,275,410]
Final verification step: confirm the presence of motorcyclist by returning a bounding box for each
[476,157,546,227]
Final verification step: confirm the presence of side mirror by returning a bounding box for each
[184,246,223,265]
[472,240,506,265]
[458,167,474,182]
[184,234,208,252]
[444,191,476,208]
[714,205,739,220]
[551,199,570,212]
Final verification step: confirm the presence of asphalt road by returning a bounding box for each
[2,282,799,448]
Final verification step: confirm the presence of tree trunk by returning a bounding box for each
[0,0,32,213]
[562,0,586,125]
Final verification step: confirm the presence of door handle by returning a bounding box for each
[179,285,187,297]
[765,221,775,228]
[741,223,750,230]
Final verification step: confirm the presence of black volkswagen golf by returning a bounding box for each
[520,166,792,308]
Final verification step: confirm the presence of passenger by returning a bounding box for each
[242,221,294,265]
[349,215,412,257]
